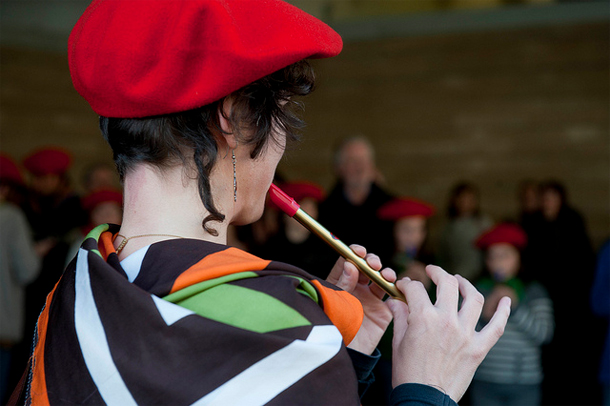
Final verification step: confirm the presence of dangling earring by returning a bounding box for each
[232,149,237,202]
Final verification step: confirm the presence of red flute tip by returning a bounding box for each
[268,184,300,217]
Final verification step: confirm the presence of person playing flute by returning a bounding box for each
[13,1,510,405]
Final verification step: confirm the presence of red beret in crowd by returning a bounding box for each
[377,198,436,221]
[82,189,123,212]
[281,182,325,203]
[0,154,24,185]
[68,0,343,118]
[267,181,324,211]
[23,147,72,177]
[475,223,528,250]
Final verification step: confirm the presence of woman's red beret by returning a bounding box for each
[68,0,343,118]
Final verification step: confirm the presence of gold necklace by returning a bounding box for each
[114,233,184,254]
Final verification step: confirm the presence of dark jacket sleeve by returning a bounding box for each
[390,383,457,406]
[346,347,380,398]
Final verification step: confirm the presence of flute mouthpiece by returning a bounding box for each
[268,184,300,217]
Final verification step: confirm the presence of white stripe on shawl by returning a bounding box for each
[151,294,195,326]
[119,244,150,282]
[192,325,342,406]
[74,248,137,405]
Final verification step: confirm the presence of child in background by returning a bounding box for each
[377,197,435,289]
[0,155,41,404]
[81,189,123,234]
[261,181,332,279]
[437,182,492,282]
[472,223,554,406]
[362,197,435,405]
[65,189,123,266]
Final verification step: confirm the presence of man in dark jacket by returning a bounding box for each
[319,136,394,267]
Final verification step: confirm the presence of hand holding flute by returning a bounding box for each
[269,184,511,403]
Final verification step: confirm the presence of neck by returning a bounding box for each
[116,164,230,259]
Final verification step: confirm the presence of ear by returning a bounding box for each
[217,98,238,150]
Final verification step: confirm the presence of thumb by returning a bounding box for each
[325,257,346,285]
[331,261,360,293]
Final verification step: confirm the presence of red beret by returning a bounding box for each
[82,189,123,212]
[475,223,527,250]
[281,181,325,203]
[377,198,435,221]
[0,154,24,185]
[23,147,72,177]
[267,181,324,211]
[69,0,343,118]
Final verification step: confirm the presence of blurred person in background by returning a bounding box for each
[363,196,436,405]
[81,162,120,194]
[318,136,394,267]
[437,182,492,283]
[20,147,87,358]
[591,239,610,406]
[472,223,554,406]
[66,189,124,263]
[377,197,436,289]
[261,181,332,279]
[524,180,602,405]
[0,155,41,404]
[517,179,541,233]
[81,189,123,234]
[22,147,87,241]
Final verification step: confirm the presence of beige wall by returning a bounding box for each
[1,20,608,248]
[0,48,114,186]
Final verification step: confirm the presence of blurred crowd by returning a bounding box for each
[0,147,122,404]
[230,136,608,406]
[1,138,608,405]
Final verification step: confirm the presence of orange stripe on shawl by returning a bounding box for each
[98,231,117,260]
[169,247,271,294]
[29,285,59,406]
[311,280,363,345]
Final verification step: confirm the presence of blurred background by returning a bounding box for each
[0,1,608,405]
[1,0,608,249]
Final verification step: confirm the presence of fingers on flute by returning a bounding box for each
[359,253,382,284]
[330,258,360,292]
[343,260,360,282]
[380,267,397,283]
[364,253,382,271]
[387,297,410,336]
[349,244,367,258]
[397,277,430,314]
[349,245,384,270]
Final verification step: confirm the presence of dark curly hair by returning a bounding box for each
[100,60,315,236]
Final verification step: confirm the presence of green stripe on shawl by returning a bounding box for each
[84,223,110,258]
[164,272,312,333]
[287,275,319,303]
